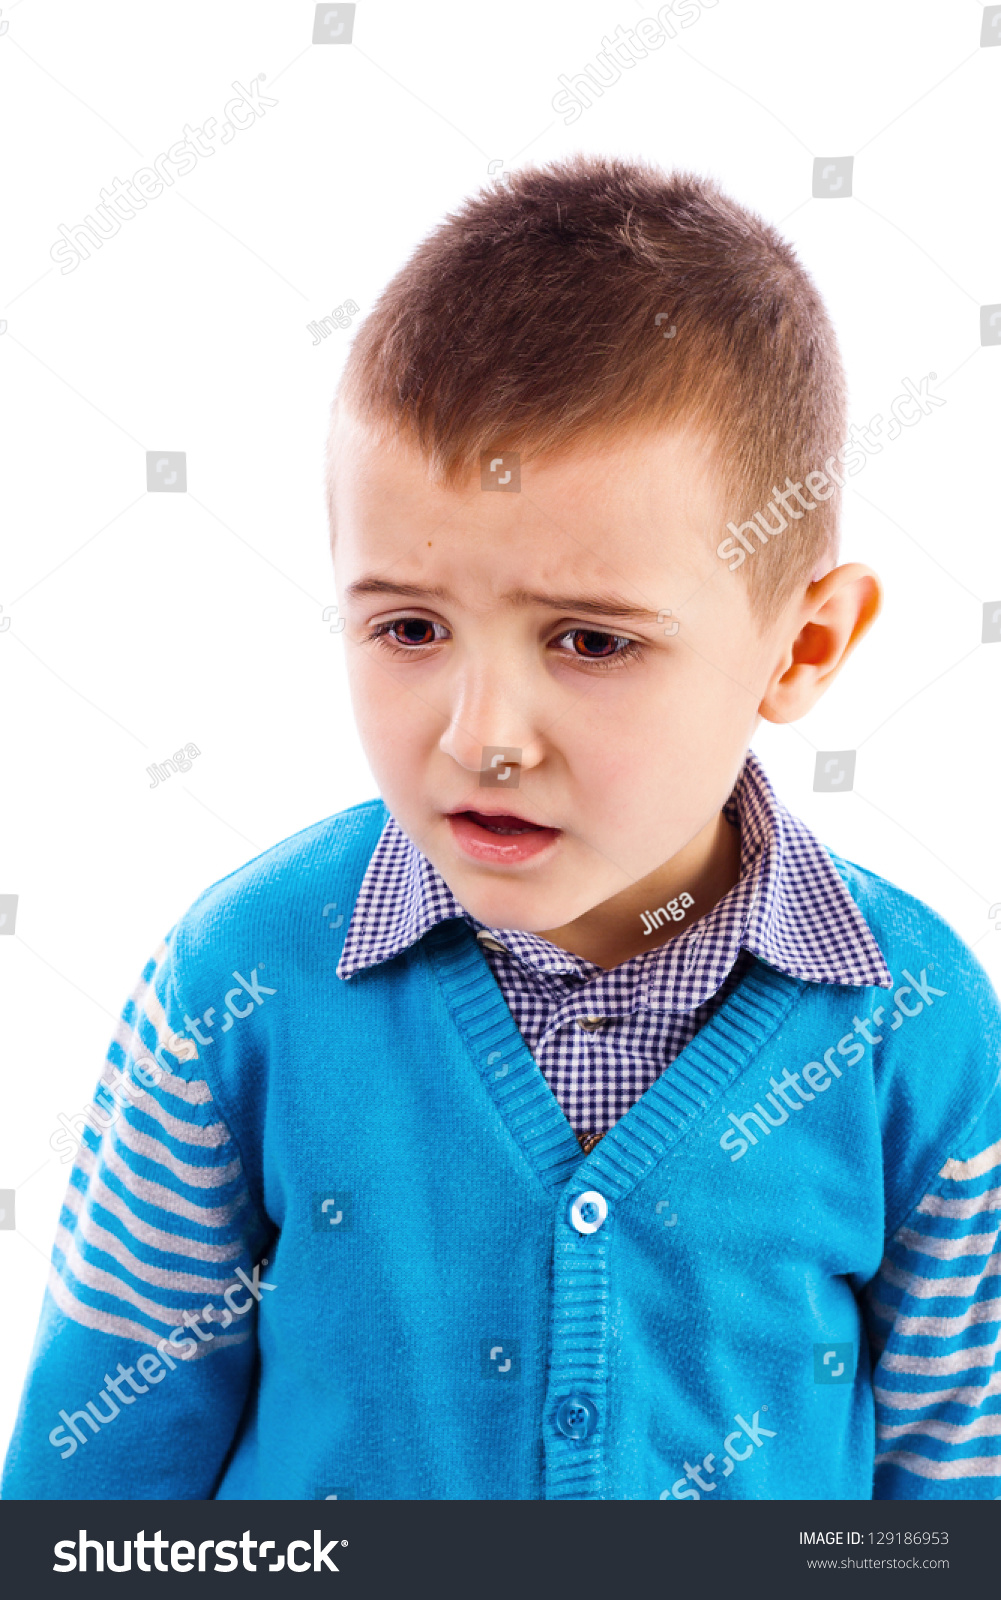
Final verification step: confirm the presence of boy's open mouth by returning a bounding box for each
[457,811,543,835]
[446,809,561,864]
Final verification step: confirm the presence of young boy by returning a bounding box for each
[4,157,999,1502]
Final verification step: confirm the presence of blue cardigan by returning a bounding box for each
[3,798,1000,1500]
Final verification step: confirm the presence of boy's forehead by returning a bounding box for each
[329,406,726,591]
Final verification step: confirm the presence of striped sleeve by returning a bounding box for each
[1,935,274,1499]
[862,1096,1001,1499]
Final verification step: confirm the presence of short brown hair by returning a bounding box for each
[330,154,846,622]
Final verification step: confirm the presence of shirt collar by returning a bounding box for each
[336,749,891,994]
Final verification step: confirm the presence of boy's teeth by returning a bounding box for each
[473,813,535,834]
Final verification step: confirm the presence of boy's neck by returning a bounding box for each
[536,808,742,972]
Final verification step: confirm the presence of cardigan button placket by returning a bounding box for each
[544,1175,611,1497]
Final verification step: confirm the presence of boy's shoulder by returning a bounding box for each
[167,795,390,965]
[826,845,997,1011]
[822,848,1001,1228]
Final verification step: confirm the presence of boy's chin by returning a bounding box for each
[440,862,599,938]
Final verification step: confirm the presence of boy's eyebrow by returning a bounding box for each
[344,577,663,621]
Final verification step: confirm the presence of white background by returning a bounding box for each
[1,0,1000,1453]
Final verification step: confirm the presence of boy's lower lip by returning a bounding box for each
[446,810,562,864]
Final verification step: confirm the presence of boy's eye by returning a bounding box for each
[550,628,642,668]
[369,617,448,649]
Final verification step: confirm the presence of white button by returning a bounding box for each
[476,931,509,953]
[570,1189,608,1235]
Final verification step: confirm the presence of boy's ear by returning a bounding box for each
[758,563,882,725]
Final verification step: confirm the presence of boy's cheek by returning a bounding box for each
[345,663,426,755]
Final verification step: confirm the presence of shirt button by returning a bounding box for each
[476,931,509,954]
[556,1396,598,1439]
[570,1189,608,1235]
[576,1016,609,1032]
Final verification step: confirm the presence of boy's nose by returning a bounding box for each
[439,722,543,783]
[437,681,545,781]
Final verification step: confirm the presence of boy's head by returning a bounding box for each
[325,155,880,943]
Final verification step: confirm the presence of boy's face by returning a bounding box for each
[330,410,833,936]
